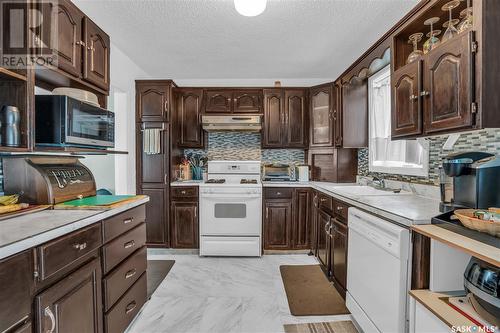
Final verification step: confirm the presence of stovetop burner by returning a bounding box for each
[241,179,258,184]
[206,179,226,184]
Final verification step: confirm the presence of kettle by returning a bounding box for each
[297,165,309,182]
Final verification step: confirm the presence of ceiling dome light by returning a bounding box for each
[234,0,267,17]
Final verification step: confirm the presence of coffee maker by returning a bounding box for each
[439,151,500,212]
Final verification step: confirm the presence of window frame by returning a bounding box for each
[367,65,429,177]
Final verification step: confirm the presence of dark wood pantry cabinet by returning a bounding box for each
[170,187,199,249]
[136,80,175,122]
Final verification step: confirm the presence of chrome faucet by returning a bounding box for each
[371,176,385,189]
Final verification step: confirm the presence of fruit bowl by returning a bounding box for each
[453,208,500,237]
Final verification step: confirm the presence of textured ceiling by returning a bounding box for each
[74,0,419,86]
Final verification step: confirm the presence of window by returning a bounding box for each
[368,66,429,177]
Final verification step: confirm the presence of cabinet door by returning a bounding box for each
[292,189,310,249]
[204,90,232,113]
[233,90,262,114]
[317,210,331,271]
[264,200,292,250]
[137,83,170,122]
[177,89,203,148]
[137,123,169,184]
[36,258,102,333]
[171,201,199,248]
[342,78,368,148]
[83,17,110,90]
[310,86,333,147]
[423,32,474,134]
[284,89,308,148]
[48,0,84,78]
[262,89,284,148]
[333,84,343,147]
[392,60,422,138]
[140,186,169,246]
[0,251,33,333]
[331,218,348,294]
[310,192,319,255]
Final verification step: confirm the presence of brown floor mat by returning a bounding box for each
[284,321,358,333]
[280,265,350,316]
[147,260,175,298]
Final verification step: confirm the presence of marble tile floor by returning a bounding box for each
[127,254,352,333]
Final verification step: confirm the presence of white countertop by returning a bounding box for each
[0,197,149,260]
[172,179,440,226]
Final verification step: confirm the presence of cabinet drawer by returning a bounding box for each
[105,273,147,333]
[102,223,146,273]
[37,223,102,281]
[264,188,293,199]
[103,246,147,311]
[103,205,146,243]
[318,193,333,212]
[171,186,198,199]
[333,200,349,221]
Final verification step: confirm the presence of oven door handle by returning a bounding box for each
[200,194,261,199]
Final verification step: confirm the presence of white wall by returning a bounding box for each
[107,43,150,195]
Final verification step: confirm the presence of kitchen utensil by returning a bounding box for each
[453,209,500,237]
[1,105,21,147]
[52,87,100,107]
[441,0,460,42]
[423,17,441,53]
[407,32,424,64]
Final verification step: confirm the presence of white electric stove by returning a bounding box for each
[199,161,262,257]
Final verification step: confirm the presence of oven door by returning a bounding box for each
[200,190,262,236]
[65,98,115,147]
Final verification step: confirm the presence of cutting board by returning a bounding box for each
[54,195,146,210]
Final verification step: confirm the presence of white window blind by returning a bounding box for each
[368,66,429,177]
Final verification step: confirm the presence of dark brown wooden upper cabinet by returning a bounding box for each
[204,90,232,113]
[310,85,334,148]
[83,17,110,91]
[423,32,474,135]
[136,81,172,122]
[262,89,285,148]
[52,0,84,78]
[177,89,204,148]
[233,90,262,113]
[341,78,368,148]
[391,60,422,138]
[333,83,343,147]
[284,89,308,148]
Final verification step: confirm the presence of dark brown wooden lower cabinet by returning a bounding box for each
[0,250,33,333]
[317,209,332,271]
[292,188,311,249]
[331,218,348,297]
[171,201,199,248]
[35,257,103,333]
[310,191,320,255]
[140,186,169,247]
[263,200,293,250]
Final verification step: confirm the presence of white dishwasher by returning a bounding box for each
[346,208,410,333]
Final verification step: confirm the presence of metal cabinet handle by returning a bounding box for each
[337,206,343,211]
[125,301,137,314]
[332,110,337,120]
[124,240,136,249]
[324,221,331,233]
[44,306,56,333]
[87,45,95,51]
[164,100,169,113]
[194,207,197,218]
[320,198,327,202]
[276,191,282,195]
[266,207,269,219]
[410,94,419,101]
[420,91,430,97]
[181,190,186,194]
[75,40,86,47]
[125,269,137,279]
[123,217,134,224]
[72,242,87,251]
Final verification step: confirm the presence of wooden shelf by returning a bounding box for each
[410,289,475,329]
[411,224,500,267]
[34,146,128,155]
[0,67,28,81]
[0,146,31,153]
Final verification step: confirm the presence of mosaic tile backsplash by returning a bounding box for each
[185,132,305,165]
[358,129,500,185]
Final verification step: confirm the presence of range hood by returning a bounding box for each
[202,115,262,132]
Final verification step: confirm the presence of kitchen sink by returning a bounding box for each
[326,185,408,196]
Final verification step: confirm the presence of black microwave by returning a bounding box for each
[35,95,115,148]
